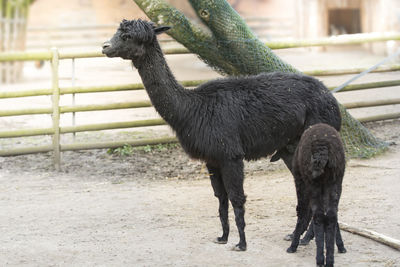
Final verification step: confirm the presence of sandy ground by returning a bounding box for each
[0,119,399,266]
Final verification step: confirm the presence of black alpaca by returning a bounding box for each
[287,123,346,267]
[102,19,341,251]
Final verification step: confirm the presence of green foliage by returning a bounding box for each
[108,143,178,157]
[142,143,178,152]
[107,144,134,157]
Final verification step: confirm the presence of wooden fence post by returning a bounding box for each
[51,47,61,171]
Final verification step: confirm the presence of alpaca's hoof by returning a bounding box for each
[213,237,228,244]
[299,238,310,246]
[286,246,297,253]
[284,234,293,241]
[338,246,347,253]
[231,243,247,251]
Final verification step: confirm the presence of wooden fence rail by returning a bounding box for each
[2,32,400,62]
[0,32,400,169]
[1,68,400,101]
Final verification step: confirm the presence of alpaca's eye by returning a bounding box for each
[121,34,131,41]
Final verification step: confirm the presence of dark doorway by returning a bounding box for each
[328,8,361,35]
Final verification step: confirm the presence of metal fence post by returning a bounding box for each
[51,47,61,171]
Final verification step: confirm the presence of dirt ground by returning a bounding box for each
[0,119,399,266]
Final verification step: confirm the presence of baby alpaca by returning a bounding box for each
[287,123,346,267]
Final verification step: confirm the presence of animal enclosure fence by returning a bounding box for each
[0,33,400,169]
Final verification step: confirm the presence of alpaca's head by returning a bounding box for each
[102,19,171,60]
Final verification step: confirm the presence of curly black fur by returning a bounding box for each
[287,123,346,267]
[102,19,342,251]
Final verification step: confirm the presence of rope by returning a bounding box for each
[333,47,400,93]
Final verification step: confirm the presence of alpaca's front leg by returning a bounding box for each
[220,159,247,251]
[217,197,229,243]
[207,164,229,244]
[233,205,246,251]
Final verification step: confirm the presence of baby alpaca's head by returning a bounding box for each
[102,19,170,60]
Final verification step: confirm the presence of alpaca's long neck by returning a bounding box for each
[135,41,188,128]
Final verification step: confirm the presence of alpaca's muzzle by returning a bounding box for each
[102,41,112,54]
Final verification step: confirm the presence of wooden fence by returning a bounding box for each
[0,32,400,169]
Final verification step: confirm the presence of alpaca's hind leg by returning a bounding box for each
[221,159,247,251]
[207,164,229,244]
[281,149,297,242]
[286,206,311,253]
[325,208,338,267]
[335,183,346,253]
[287,179,311,253]
[300,219,315,245]
[313,211,325,267]
[285,214,314,244]
[274,147,295,174]
[336,222,347,253]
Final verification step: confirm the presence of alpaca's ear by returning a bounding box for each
[154,26,171,35]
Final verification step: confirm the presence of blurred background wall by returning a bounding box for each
[21,0,400,53]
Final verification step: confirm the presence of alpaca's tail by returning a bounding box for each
[310,144,329,179]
